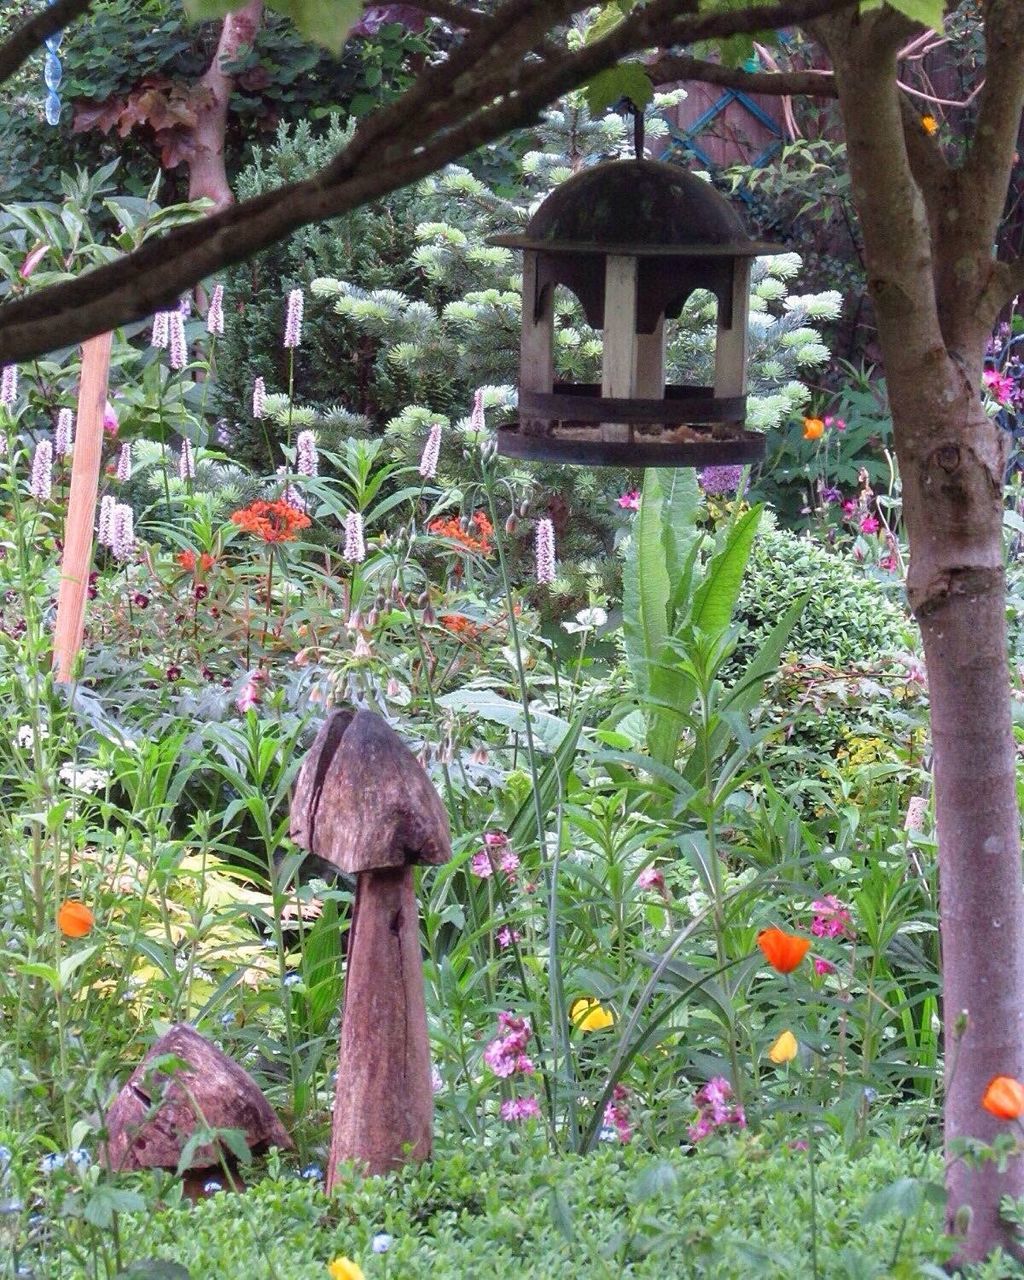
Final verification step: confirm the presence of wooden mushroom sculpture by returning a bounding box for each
[290,708,451,1187]
[103,1024,292,1197]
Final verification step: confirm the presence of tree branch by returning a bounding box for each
[401,0,487,29]
[645,53,835,97]
[0,0,856,364]
[0,0,94,87]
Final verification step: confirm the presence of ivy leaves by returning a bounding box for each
[183,0,363,53]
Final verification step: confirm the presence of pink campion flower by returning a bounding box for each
[813,958,836,976]
[535,517,555,584]
[810,895,855,940]
[499,848,520,876]
[484,1012,533,1078]
[823,415,846,431]
[617,490,640,510]
[983,367,1016,405]
[470,850,494,879]
[470,388,485,432]
[30,440,53,501]
[252,377,267,419]
[283,288,304,349]
[116,442,132,483]
[841,498,857,518]
[179,439,196,481]
[54,408,74,459]
[206,284,225,336]
[500,1096,541,1122]
[343,511,366,563]
[419,422,442,479]
[484,831,508,847]
[168,310,188,370]
[603,1083,634,1144]
[637,866,665,891]
[296,429,318,478]
[98,494,116,547]
[103,402,119,435]
[496,926,522,949]
[19,242,49,279]
[859,514,880,535]
[236,678,261,713]
[1,365,18,408]
[151,311,170,349]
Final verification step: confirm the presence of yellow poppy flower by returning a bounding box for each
[802,417,825,441]
[921,115,938,136]
[570,997,615,1032]
[768,1030,799,1065]
[328,1259,365,1280]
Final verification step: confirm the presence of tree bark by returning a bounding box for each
[820,9,1024,1260]
[187,1,263,210]
[327,865,434,1187]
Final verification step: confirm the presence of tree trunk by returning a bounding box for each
[327,865,434,1187]
[892,371,1024,1259]
[187,1,263,210]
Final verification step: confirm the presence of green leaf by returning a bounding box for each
[116,1261,192,1280]
[691,504,762,639]
[584,62,654,117]
[182,0,362,53]
[861,0,944,31]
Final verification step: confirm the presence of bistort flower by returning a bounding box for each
[343,510,366,563]
[30,440,53,501]
[54,408,74,458]
[419,422,442,479]
[206,283,225,336]
[535,516,555,584]
[284,288,304,349]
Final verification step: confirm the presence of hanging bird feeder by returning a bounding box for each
[489,157,783,467]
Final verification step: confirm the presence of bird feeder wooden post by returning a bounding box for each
[489,159,783,468]
[290,709,451,1188]
[52,333,113,683]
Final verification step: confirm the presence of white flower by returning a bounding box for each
[58,762,109,793]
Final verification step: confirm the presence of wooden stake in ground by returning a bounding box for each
[290,709,451,1187]
[52,332,113,684]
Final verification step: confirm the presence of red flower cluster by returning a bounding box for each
[428,511,494,556]
[176,550,216,572]
[230,500,311,544]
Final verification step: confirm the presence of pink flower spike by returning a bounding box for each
[535,517,555,584]
[116,442,132,483]
[54,408,74,459]
[30,440,53,501]
[470,388,485,432]
[252,377,267,419]
[1,365,18,408]
[419,422,442,479]
[206,284,225,336]
[283,288,304,349]
[151,311,169,348]
[168,310,187,370]
[343,511,366,563]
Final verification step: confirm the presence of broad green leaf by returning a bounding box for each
[183,0,362,53]
[691,504,762,639]
[861,0,944,32]
[584,62,654,117]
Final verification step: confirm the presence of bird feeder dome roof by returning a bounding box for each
[490,159,782,258]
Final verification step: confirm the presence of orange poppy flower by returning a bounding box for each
[230,500,311,544]
[57,900,94,938]
[982,1075,1024,1119]
[803,417,825,441]
[757,927,811,973]
[428,511,494,556]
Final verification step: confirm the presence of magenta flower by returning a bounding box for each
[419,422,442,479]
[617,490,640,511]
[859,514,880,535]
[252,377,267,420]
[236,679,261,713]
[637,866,665,891]
[810,895,855,940]
[496,926,522,949]
[103,402,119,436]
[54,408,74,459]
[688,1076,745,1143]
[30,440,53,501]
[470,850,494,879]
[535,517,555,585]
[499,848,520,876]
[116,443,132,483]
[206,284,225,336]
[983,368,1016,405]
[483,1012,533,1078]
[283,288,304,349]
[813,957,836,976]
[840,498,857,517]
[484,831,508,847]
[823,415,846,431]
[343,511,366,563]
[500,1096,541,1122]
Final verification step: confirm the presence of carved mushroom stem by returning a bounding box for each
[327,864,433,1188]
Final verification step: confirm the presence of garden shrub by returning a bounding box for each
[92,1132,955,1278]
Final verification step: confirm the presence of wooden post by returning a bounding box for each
[520,252,555,437]
[289,709,451,1188]
[52,333,113,684]
[601,255,639,442]
[713,259,751,400]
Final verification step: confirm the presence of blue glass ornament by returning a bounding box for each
[42,0,63,126]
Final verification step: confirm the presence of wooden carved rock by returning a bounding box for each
[103,1024,291,1196]
[290,709,451,1187]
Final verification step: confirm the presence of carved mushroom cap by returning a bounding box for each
[103,1025,292,1172]
[290,708,451,874]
